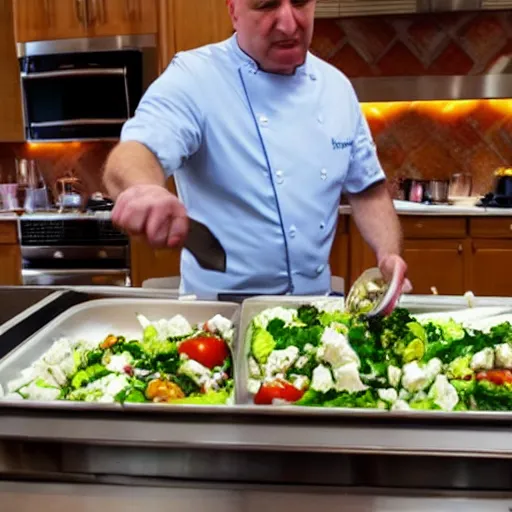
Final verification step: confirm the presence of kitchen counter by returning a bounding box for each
[340,200,512,216]
[0,212,19,221]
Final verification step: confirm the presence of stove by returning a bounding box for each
[19,212,131,287]
[477,193,512,208]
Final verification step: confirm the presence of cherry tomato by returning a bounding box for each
[476,369,512,386]
[178,336,229,369]
[254,380,305,405]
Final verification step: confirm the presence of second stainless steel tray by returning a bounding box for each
[0,297,240,404]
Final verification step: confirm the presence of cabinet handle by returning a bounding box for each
[43,0,52,26]
[75,0,88,29]
[458,243,463,255]
[89,0,104,24]
[415,223,423,229]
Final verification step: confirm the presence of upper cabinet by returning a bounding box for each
[13,0,157,43]
[0,0,23,141]
[157,0,233,70]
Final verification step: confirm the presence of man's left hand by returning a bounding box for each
[378,254,413,294]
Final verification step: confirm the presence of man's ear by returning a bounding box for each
[226,0,237,22]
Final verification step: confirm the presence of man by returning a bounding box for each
[103,0,408,298]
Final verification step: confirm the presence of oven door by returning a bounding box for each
[22,269,130,287]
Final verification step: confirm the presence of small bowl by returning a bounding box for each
[346,266,404,317]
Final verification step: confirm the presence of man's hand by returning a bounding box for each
[378,253,413,294]
[111,184,189,248]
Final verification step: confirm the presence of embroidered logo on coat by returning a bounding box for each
[332,138,353,150]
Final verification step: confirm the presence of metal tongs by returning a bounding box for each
[346,266,404,318]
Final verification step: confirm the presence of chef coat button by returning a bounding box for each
[276,170,284,184]
[289,225,297,238]
[310,74,317,81]
[320,222,325,230]
[321,168,327,180]
[316,264,325,274]
[259,115,268,127]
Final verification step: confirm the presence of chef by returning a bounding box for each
[103,0,409,298]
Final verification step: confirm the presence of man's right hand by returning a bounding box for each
[111,184,189,248]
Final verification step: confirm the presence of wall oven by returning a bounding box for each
[17,35,157,142]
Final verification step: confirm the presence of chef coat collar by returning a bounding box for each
[228,32,313,77]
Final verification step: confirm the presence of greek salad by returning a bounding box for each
[1,312,235,405]
[246,301,512,411]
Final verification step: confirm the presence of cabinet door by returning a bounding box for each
[403,239,467,295]
[158,0,233,68]
[87,0,157,38]
[0,245,22,286]
[14,0,87,42]
[470,239,512,297]
[0,0,24,141]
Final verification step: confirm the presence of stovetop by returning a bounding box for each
[476,193,512,208]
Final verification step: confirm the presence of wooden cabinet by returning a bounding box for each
[0,222,21,286]
[470,239,512,297]
[0,0,24,141]
[403,239,467,295]
[87,0,157,38]
[13,0,157,42]
[157,0,233,69]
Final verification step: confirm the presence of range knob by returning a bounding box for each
[98,250,108,259]
[53,251,64,259]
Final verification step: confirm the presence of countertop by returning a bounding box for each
[1,202,512,221]
[339,200,512,216]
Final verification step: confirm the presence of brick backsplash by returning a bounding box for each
[0,11,510,202]
[310,11,512,196]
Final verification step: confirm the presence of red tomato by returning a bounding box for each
[254,380,304,405]
[476,369,512,386]
[178,336,229,369]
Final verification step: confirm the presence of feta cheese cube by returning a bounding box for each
[429,375,459,412]
[470,348,494,372]
[294,355,310,370]
[402,361,430,393]
[495,343,512,369]
[105,353,133,374]
[289,374,310,391]
[391,399,411,411]
[248,379,261,395]
[206,314,234,342]
[378,388,398,404]
[332,362,368,393]
[387,365,402,388]
[311,364,334,393]
[248,357,262,378]
[264,346,299,378]
[425,358,442,380]
[318,327,359,369]
[253,307,297,329]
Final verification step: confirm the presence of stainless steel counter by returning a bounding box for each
[0,287,512,505]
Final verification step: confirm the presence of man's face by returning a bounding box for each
[227,0,316,75]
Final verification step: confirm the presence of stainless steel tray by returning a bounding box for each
[0,297,240,405]
[234,294,512,407]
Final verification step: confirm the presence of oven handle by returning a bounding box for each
[30,119,128,128]
[21,68,126,79]
[22,269,130,276]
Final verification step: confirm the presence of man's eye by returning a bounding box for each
[292,0,312,5]
[253,0,279,9]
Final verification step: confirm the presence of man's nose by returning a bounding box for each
[275,1,298,35]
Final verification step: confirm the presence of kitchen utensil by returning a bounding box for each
[424,179,450,204]
[0,184,19,210]
[346,265,404,318]
[495,175,512,197]
[185,218,226,273]
[449,173,472,197]
[401,179,425,203]
[56,177,83,212]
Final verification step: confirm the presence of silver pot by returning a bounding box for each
[424,180,450,204]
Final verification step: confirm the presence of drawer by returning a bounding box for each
[0,222,18,244]
[401,216,467,239]
[470,217,512,238]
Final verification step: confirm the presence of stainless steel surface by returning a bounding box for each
[3,482,511,512]
[186,218,227,273]
[21,68,126,79]
[30,118,128,127]
[0,288,66,336]
[353,74,512,102]
[0,297,239,398]
[425,180,450,204]
[21,268,130,287]
[21,245,127,260]
[331,0,512,17]
[16,34,157,58]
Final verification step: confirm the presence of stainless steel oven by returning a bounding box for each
[19,215,131,287]
[17,35,157,142]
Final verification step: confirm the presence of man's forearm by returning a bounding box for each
[347,181,402,263]
[103,141,167,199]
